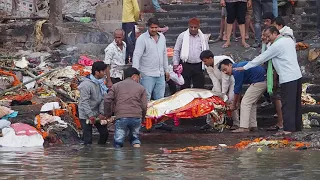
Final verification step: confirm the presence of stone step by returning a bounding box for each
[155,10,221,20]
[295,30,317,38]
[300,22,318,30]
[301,14,317,22]
[159,18,221,27]
[303,7,318,14]
[296,0,317,8]
[161,3,220,12]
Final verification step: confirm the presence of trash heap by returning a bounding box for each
[0,50,104,147]
[161,138,311,154]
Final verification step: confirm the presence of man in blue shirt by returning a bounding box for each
[219,59,267,133]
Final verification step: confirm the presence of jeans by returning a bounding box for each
[252,0,273,42]
[272,0,278,17]
[317,0,320,33]
[114,118,142,148]
[80,119,109,145]
[152,0,161,11]
[140,74,165,101]
[122,22,136,63]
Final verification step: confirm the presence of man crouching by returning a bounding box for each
[104,67,147,148]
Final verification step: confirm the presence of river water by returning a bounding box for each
[1,143,320,179]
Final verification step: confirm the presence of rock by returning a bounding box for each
[308,48,320,61]
[62,0,101,17]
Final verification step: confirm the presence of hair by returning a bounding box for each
[274,16,285,27]
[124,67,140,79]
[265,26,280,35]
[200,50,214,60]
[262,12,275,22]
[114,29,125,36]
[218,59,233,71]
[92,61,108,75]
[147,17,160,27]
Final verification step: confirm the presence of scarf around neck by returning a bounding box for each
[89,74,108,95]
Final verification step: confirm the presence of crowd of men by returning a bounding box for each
[76,0,320,147]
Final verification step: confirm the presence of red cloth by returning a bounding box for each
[10,123,39,136]
[78,56,94,66]
[189,18,200,25]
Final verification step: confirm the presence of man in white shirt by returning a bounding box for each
[104,29,127,88]
[200,50,239,130]
[234,26,302,135]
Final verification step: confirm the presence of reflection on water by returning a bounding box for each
[1,144,320,179]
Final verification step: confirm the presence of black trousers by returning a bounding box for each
[167,79,177,95]
[80,119,109,145]
[225,1,247,24]
[280,78,302,132]
[181,62,205,89]
[122,22,136,63]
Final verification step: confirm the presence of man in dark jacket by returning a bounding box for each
[78,61,109,145]
[104,67,148,148]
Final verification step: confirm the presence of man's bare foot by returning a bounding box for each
[231,128,250,133]
[245,35,249,40]
[156,8,167,12]
[222,42,230,48]
[242,42,250,48]
[133,144,141,148]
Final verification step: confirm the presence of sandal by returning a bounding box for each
[229,125,239,130]
[231,128,250,133]
[273,130,292,137]
[242,43,250,49]
[212,36,223,43]
[222,43,230,48]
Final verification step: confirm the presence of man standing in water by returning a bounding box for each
[234,26,302,135]
[78,61,109,145]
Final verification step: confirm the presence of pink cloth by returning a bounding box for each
[10,123,39,136]
[78,56,94,66]
[175,64,183,77]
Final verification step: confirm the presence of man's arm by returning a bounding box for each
[104,46,113,87]
[231,71,244,110]
[163,36,169,73]
[132,0,140,22]
[221,73,231,94]
[79,85,95,118]
[132,36,145,71]
[172,33,183,66]
[243,42,282,70]
[141,89,148,119]
[104,86,115,118]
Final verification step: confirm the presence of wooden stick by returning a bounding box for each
[0,69,57,97]
[0,66,77,102]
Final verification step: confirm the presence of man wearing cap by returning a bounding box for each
[173,18,209,89]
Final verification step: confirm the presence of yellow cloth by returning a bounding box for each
[122,0,140,23]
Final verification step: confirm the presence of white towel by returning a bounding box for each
[180,29,207,63]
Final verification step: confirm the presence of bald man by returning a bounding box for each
[172,18,209,89]
[104,29,127,88]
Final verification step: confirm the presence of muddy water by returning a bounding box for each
[1,143,320,180]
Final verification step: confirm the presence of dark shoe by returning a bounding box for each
[231,128,250,133]
[250,127,258,132]
[266,125,283,131]
[273,130,292,137]
[200,124,212,130]
[229,125,239,130]
[251,42,261,48]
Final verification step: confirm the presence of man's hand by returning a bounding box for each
[247,0,252,8]
[173,65,179,73]
[107,80,113,89]
[228,104,236,111]
[165,72,170,81]
[220,0,226,7]
[98,114,106,120]
[89,116,96,124]
[233,67,245,71]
